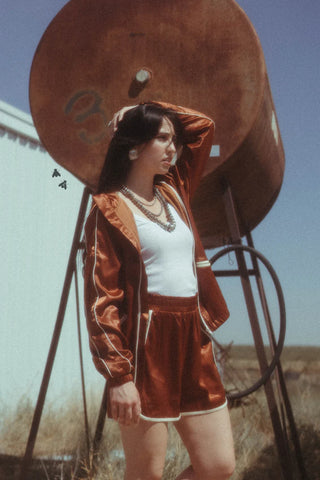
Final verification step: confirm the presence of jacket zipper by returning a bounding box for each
[134,256,143,384]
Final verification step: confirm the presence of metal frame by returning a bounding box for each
[210,243,286,399]
[211,182,307,480]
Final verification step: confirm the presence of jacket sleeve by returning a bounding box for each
[83,204,134,386]
[153,101,215,199]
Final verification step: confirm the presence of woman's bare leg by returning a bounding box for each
[120,419,168,480]
[174,406,235,480]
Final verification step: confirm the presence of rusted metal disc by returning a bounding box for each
[29,0,284,247]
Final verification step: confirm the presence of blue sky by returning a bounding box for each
[1,0,319,359]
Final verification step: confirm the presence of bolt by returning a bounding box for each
[135,69,151,84]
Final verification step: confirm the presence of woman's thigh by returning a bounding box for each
[120,420,168,480]
[174,406,235,480]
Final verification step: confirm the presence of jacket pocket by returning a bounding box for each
[199,303,216,333]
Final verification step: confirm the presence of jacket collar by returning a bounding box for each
[92,192,141,251]
[92,177,186,253]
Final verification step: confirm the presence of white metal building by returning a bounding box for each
[0,100,102,408]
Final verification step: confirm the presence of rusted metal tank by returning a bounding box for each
[29,0,285,247]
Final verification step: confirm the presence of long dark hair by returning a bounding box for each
[97,103,183,193]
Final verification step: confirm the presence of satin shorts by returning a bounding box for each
[135,293,227,422]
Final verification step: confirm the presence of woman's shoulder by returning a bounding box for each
[92,191,120,212]
[157,176,185,207]
[85,192,119,228]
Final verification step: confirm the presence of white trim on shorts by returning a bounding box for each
[139,399,228,423]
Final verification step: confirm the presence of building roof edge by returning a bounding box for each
[0,99,43,147]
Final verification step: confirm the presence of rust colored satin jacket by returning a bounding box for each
[83,103,229,387]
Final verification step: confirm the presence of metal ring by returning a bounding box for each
[209,244,286,400]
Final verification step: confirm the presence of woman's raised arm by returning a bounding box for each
[153,101,215,198]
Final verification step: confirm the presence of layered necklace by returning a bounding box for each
[120,185,176,232]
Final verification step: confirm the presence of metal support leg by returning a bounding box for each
[74,264,91,477]
[19,187,91,480]
[222,182,294,479]
[93,382,109,454]
[246,232,308,480]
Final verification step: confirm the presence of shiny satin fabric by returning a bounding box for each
[122,294,226,421]
[83,103,229,390]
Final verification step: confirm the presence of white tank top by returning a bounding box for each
[134,204,198,296]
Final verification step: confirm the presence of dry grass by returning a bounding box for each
[1,346,319,479]
[227,346,320,480]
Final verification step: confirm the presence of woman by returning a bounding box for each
[83,101,235,480]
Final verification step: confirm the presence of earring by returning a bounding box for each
[129,149,138,161]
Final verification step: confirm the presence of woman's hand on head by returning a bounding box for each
[108,106,137,135]
[109,381,141,426]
